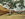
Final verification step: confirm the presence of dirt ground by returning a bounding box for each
[0,14,25,19]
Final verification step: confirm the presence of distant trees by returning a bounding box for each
[0,0,25,9]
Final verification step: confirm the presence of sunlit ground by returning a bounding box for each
[0,13,25,19]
